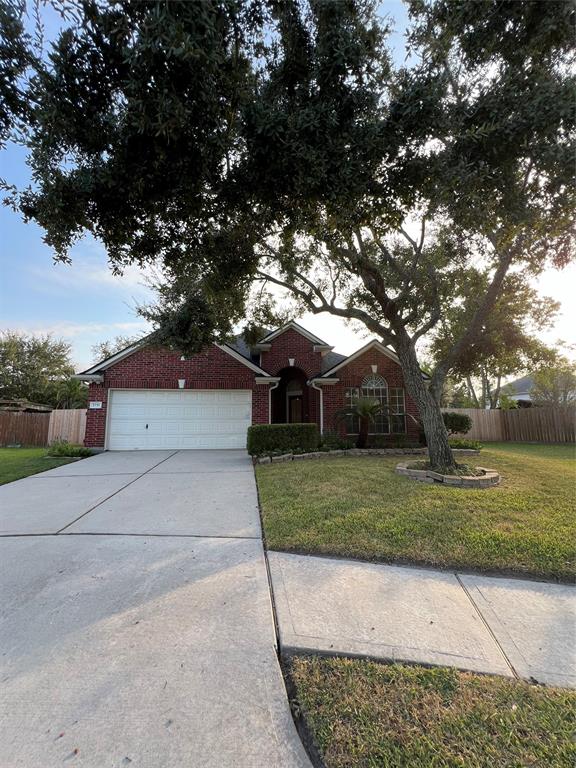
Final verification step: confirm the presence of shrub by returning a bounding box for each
[449,438,483,451]
[247,423,320,455]
[320,432,354,450]
[366,434,423,449]
[442,411,473,435]
[47,439,93,458]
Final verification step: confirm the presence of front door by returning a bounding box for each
[288,395,303,423]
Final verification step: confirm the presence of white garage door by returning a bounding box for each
[107,390,252,450]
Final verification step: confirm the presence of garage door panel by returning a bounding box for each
[107,390,252,450]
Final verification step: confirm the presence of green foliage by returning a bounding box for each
[531,360,576,408]
[0,0,33,148]
[442,411,472,436]
[0,330,84,407]
[320,433,354,451]
[4,0,575,464]
[247,423,319,456]
[498,391,519,410]
[334,396,389,449]
[91,335,142,364]
[365,434,422,449]
[431,273,559,409]
[449,438,483,451]
[46,439,93,458]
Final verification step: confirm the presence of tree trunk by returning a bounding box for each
[357,417,369,449]
[466,376,480,408]
[396,339,456,470]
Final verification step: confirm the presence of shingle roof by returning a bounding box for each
[228,335,253,360]
[505,375,535,395]
[320,350,347,373]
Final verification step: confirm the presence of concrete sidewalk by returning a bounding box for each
[268,552,576,688]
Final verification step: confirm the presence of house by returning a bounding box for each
[0,399,53,413]
[74,321,422,450]
[501,375,534,407]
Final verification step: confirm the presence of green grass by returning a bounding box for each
[289,656,576,768]
[256,442,576,581]
[0,447,77,485]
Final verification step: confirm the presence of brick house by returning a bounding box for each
[74,321,423,450]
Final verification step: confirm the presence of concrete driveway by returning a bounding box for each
[0,451,310,768]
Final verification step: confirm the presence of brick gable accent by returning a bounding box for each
[260,327,324,378]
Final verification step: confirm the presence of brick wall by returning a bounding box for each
[84,344,270,447]
[260,328,324,378]
[322,348,421,442]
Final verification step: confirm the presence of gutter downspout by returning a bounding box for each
[309,380,324,435]
[268,381,280,424]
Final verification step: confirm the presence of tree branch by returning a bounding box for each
[430,243,517,398]
[255,269,391,340]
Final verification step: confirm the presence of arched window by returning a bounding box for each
[361,373,388,397]
[345,373,406,435]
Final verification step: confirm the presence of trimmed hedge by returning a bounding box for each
[247,423,320,455]
[443,411,473,435]
[449,438,483,451]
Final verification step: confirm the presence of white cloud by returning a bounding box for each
[27,262,155,297]
[11,320,149,339]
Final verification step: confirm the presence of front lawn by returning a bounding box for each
[289,656,576,768]
[0,447,77,485]
[256,442,575,581]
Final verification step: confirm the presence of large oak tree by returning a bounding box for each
[3,0,575,468]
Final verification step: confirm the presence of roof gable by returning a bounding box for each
[77,339,272,378]
[319,339,431,380]
[319,339,401,377]
[258,321,331,348]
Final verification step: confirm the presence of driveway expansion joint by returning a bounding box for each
[54,450,180,533]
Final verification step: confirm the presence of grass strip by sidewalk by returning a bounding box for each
[0,447,76,485]
[289,655,576,768]
[256,443,575,581]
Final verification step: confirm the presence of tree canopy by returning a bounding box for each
[0,330,87,407]
[430,272,559,408]
[531,359,576,409]
[3,0,574,468]
[91,334,142,364]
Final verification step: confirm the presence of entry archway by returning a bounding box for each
[271,366,309,423]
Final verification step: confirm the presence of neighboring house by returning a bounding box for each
[502,375,534,407]
[0,399,53,413]
[74,321,423,450]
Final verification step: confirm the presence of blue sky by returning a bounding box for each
[1,1,574,370]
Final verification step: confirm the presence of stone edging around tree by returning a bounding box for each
[395,462,500,488]
[253,448,480,465]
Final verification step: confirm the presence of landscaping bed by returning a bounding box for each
[0,447,78,485]
[396,460,500,487]
[256,443,576,581]
[288,655,576,768]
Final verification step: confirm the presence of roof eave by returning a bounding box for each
[72,373,104,383]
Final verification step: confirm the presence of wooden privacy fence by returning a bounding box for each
[47,409,87,445]
[0,412,51,447]
[443,407,575,443]
[0,409,87,447]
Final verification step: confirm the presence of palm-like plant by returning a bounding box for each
[334,396,387,449]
